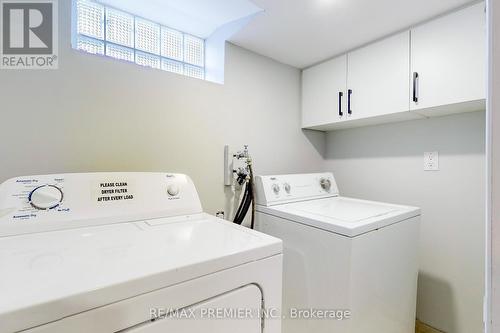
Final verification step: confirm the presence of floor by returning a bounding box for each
[416,320,444,333]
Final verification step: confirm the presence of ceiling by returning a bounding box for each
[229,0,478,68]
[98,0,262,38]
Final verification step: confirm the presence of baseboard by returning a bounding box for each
[416,320,445,333]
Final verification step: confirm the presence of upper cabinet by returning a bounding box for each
[410,2,486,115]
[302,55,347,128]
[302,3,486,131]
[347,31,413,121]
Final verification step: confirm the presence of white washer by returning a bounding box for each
[255,173,420,333]
[0,172,283,333]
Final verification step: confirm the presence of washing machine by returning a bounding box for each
[254,173,420,333]
[0,172,282,333]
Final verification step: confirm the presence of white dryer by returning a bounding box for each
[255,173,420,333]
[0,172,282,333]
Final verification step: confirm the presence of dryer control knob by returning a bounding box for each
[29,185,63,210]
[284,183,291,194]
[320,178,332,192]
[167,184,180,197]
[272,184,281,195]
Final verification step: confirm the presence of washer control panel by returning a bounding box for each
[255,173,339,206]
[0,173,203,237]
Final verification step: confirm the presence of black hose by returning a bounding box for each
[234,184,252,224]
[232,156,256,227]
[234,181,253,225]
[249,164,255,229]
[240,183,253,219]
[233,182,249,224]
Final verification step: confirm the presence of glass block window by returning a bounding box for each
[135,18,160,55]
[184,34,205,67]
[105,8,134,48]
[106,44,134,62]
[136,51,161,69]
[77,35,104,55]
[162,58,184,75]
[77,0,104,39]
[74,0,205,80]
[184,64,205,80]
[161,27,183,61]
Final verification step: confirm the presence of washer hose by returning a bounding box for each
[233,182,250,224]
[233,181,252,225]
[233,159,255,229]
[249,161,255,229]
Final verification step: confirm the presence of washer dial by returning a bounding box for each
[320,178,332,192]
[272,184,281,195]
[29,185,63,210]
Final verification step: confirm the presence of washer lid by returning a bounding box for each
[0,214,282,333]
[258,197,420,237]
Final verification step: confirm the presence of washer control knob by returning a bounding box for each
[29,185,63,210]
[284,183,291,194]
[272,184,281,195]
[167,184,180,197]
[320,178,332,192]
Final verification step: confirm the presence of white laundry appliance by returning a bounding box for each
[254,173,420,333]
[0,172,283,333]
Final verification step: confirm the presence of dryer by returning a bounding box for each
[255,173,420,333]
[0,172,282,333]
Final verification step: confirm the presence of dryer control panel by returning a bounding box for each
[0,173,203,237]
[255,173,339,206]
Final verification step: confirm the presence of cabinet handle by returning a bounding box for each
[338,91,344,117]
[348,89,352,115]
[413,72,419,103]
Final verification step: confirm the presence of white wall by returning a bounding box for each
[487,0,500,331]
[0,0,325,216]
[323,111,485,333]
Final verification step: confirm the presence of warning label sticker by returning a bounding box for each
[93,180,135,203]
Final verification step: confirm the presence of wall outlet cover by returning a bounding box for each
[424,152,439,171]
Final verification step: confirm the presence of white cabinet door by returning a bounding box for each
[411,3,486,111]
[302,55,347,128]
[347,31,411,120]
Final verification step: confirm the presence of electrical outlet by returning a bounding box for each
[424,152,439,171]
